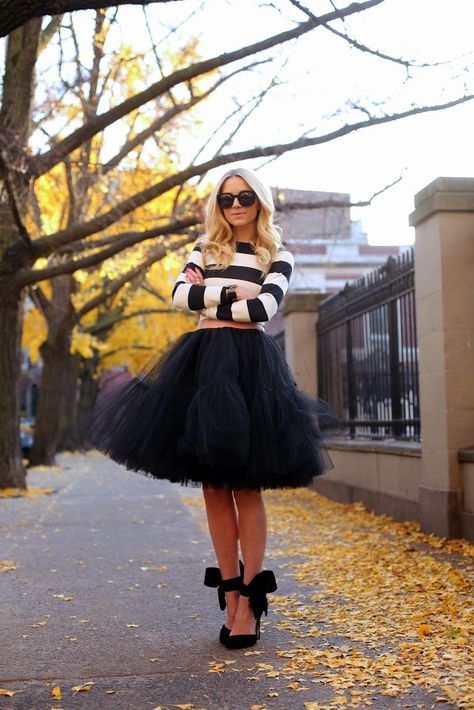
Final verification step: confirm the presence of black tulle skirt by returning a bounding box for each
[83,326,333,490]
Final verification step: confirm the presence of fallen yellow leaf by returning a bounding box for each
[0,560,16,573]
[0,688,15,697]
[71,681,95,695]
[0,486,55,497]
[417,623,432,637]
[51,686,61,698]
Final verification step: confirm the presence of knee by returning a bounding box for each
[203,485,233,508]
[233,488,263,507]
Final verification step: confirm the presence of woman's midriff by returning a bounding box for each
[197,317,264,332]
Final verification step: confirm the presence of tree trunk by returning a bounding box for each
[0,20,42,488]
[29,330,72,466]
[0,285,27,487]
[29,274,76,465]
[57,352,81,452]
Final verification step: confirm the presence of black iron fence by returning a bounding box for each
[317,250,420,441]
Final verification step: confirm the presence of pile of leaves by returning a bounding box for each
[263,489,474,709]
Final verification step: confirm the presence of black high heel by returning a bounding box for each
[225,570,277,650]
[204,561,244,644]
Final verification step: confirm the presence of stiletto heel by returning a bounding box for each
[204,561,244,644]
[225,570,277,650]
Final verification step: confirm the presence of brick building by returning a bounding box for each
[267,187,402,338]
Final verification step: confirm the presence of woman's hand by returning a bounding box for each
[184,267,204,286]
[184,269,253,301]
[235,285,255,300]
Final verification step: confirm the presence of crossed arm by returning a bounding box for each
[171,243,294,323]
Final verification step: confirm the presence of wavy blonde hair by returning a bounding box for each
[197,167,282,275]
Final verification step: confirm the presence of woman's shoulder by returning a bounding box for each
[193,234,208,251]
[275,240,294,261]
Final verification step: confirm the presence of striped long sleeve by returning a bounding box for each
[202,249,294,324]
[171,242,231,311]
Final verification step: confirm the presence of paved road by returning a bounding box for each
[0,453,461,710]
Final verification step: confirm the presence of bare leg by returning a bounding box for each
[230,488,267,636]
[202,485,240,628]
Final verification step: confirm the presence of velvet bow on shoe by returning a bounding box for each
[204,561,244,644]
[225,569,277,650]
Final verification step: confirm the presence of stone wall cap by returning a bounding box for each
[409,177,474,227]
[282,290,328,315]
[414,177,474,206]
[324,438,421,457]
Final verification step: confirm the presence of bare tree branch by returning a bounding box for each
[172,71,278,210]
[76,235,191,319]
[274,175,403,210]
[28,0,385,176]
[16,218,199,286]
[38,15,64,55]
[289,0,417,69]
[0,155,32,249]
[142,5,177,108]
[57,230,142,255]
[57,218,198,256]
[31,92,474,259]
[101,62,266,175]
[85,307,175,334]
[27,283,51,316]
[139,281,167,303]
[0,0,182,37]
[100,344,155,360]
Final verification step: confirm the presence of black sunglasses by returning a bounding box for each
[217,190,257,209]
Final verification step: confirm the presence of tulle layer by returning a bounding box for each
[83,327,333,490]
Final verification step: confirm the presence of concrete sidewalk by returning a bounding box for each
[1,453,310,710]
[0,453,469,709]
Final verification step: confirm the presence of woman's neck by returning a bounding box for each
[232,224,256,243]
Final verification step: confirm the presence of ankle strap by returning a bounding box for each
[204,561,244,611]
[239,570,277,618]
[204,560,244,590]
[240,570,277,595]
[221,575,242,592]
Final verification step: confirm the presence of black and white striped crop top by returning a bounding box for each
[171,240,294,327]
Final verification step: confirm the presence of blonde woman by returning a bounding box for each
[88,167,330,649]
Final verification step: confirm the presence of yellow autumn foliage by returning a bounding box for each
[22,28,210,366]
[90,249,196,375]
[22,303,47,365]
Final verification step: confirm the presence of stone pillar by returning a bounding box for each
[282,292,328,398]
[409,177,474,538]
